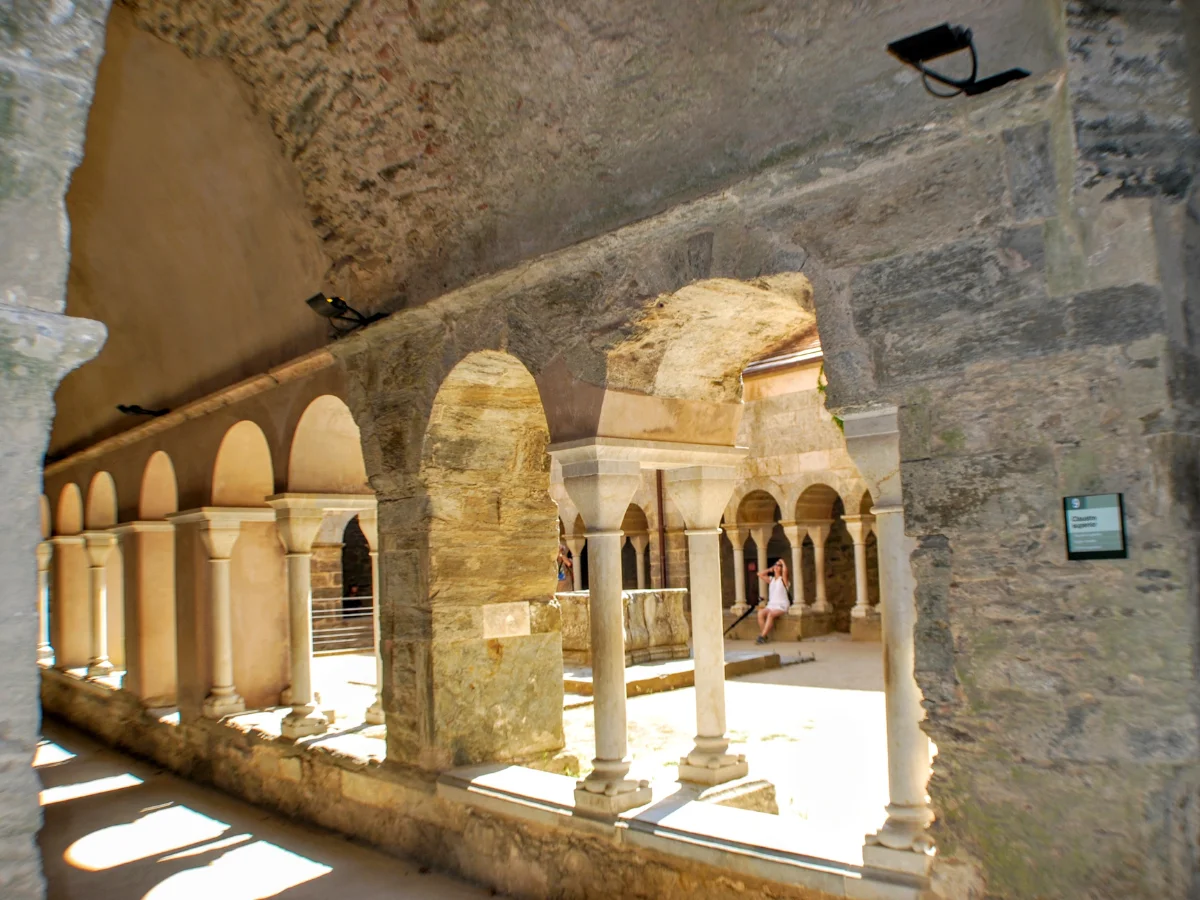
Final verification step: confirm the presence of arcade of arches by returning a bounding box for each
[6,3,1200,900]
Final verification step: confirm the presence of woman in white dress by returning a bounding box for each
[754,559,790,644]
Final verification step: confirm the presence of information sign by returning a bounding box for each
[1062,493,1127,560]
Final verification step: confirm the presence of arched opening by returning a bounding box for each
[620,503,650,590]
[211,421,274,506]
[84,472,118,529]
[795,483,843,621]
[139,451,178,519]
[417,350,562,766]
[737,489,784,606]
[288,395,370,493]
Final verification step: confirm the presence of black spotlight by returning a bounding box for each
[887,23,1029,98]
[305,293,386,335]
[117,404,168,417]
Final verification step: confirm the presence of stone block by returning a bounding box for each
[850,611,881,642]
[1003,122,1058,222]
[686,777,779,815]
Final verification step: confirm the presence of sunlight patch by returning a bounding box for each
[40,773,143,805]
[66,805,230,871]
[142,840,332,900]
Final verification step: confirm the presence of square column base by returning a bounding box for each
[201,693,246,719]
[281,707,329,739]
[574,779,652,816]
[862,843,936,878]
[678,753,749,786]
[851,609,882,641]
[86,660,113,678]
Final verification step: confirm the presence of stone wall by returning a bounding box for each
[0,3,112,898]
[558,589,690,667]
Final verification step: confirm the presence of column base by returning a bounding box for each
[862,843,936,878]
[201,692,246,719]
[730,603,750,616]
[282,706,329,739]
[364,701,385,726]
[86,658,113,678]
[38,646,55,666]
[678,751,749,787]
[574,778,652,816]
[851,608,882,641]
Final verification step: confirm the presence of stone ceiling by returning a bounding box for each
[120,0,1058,313]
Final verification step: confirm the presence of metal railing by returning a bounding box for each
[312,598,374,654]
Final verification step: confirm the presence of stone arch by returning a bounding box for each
[411,349,563,767]
[859,489,876,516]
[621,503,650,534]
[211,421,274,507]
[84,472,118,529]
[736,488,783,526]
[139,451,178,520]
[40,495,51,540]
[621,503,651,590]
[726,479,787,526]
[795,483,842,522]
[288,395,370,493]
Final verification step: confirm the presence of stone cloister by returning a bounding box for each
[6,2,1200,899]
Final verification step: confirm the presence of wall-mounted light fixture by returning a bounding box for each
[117,404,169,417]
[305,293,387,336]
[887,24,1029,98]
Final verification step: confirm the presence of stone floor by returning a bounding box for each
[36,719,497,899]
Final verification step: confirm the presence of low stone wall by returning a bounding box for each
[557,589,690,666]
[39,669,893,900]
[723,609,834,642]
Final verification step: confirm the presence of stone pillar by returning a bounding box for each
[36,542,53,664]
[565,534,585,591]
[50,535,89,669]
[724,525,750,614]
[665,466,748,786]
[842,406,934,875]
[359,509,384,726]
[113,522,177,706]
[82,531,116,678]
[805,521,833,613]
[199,519,246,719]
[629,532,649,590]
[843,515,871,617]
[781,523,806,615]
[750,524,770,589]
[270,502,329,738]
[557,455,649,815]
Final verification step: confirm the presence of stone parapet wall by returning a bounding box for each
[557,589,690,666]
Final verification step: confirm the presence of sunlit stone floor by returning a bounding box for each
[36,720,496,900]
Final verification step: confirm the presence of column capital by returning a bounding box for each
[626,531,650,552]
[780,521,805,545]
[799,520,833,545]
[722,524,750,549]
[81,530,117,568]
[663,465,739,530]
[841,405,903,509]
[748,522,773,544]
[265,492,376,512]
[169,508,274,559]
[111,521,175,537]
[268,501,327,555]
[842,514,870,544]
[554,455,642,533]
[50,534,85,546]
[36,540,53,570]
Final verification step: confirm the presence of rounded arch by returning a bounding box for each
[139,451,178,520]
[726,479,786,525]
[621,503,650,535]
[40,495,51,540]
[85,472,118,529]
[212,421,274,507]
[56,484,83,535]
[795,483,842,521]
[737,488,782,525]
[288,395,370,493]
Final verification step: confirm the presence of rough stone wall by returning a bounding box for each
[0,3,112,898]
[311,542,343,601]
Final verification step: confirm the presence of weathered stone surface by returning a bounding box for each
[558,589,690,667]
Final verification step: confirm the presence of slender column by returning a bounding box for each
[666,466,748,786]
[359,510,385,726]
[805,521,832,613]
[750,524,770,589]
[842,405,934,874]
[199,520,245,719]
[82,531,116,678]
[843,515,872,620]
[565,535,585,591]
[781,523,806,615]
[724,526,750,614]
[36,541,53,664]
[629,533,649,590]
[557,456,649,815]
[271,503,329,738]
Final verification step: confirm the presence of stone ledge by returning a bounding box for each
[564,652,781,697]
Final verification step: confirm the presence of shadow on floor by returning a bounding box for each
[37,718,494,900]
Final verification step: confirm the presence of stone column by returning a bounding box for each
[113,521,177,706]
[271,501,329,738]
[843,514,871,618]
[750,524,771,592]
[199,519,246,719]
[557,455,649,815]
[82,531,117,677]
[724,525,750,614]
[565,535,585,591]
[781,522,806,615]
[805,521,833,613]
[666,466,748,786]
[359,509,384,726]
[36,541,53,664]
[842,406,934,875]
[629,532,649,590]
